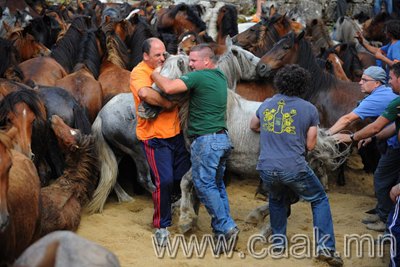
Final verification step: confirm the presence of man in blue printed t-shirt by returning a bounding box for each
[250,64,343,267]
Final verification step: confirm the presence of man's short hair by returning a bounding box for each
[190,43,218,63]
[391,62,400,78]
[273,64,311,97]
[142,37,160,54]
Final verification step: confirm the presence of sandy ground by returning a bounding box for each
[77,153,391,267]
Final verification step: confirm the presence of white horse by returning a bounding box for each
[178,90,350,233]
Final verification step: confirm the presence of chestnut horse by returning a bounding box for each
[39,115,98,236]
[215,4,238,46]
[0,127,41,265]
[3,21,50,62]
[232,13,303,57]
[98,18,131,105]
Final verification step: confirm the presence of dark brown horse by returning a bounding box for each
[256,31,364,128]
[216,4,238,46]
[55,29,105,123]
[18,16,91,86]
[0,127,41,265]
[39,115,98,236]
[362,12,393,43]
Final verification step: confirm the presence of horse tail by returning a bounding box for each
[72,105,91,135]
[86,115,118,214]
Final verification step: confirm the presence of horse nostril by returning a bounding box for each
[257,63,267,76]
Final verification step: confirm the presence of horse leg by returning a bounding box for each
[179,168,198,234]
[113,182,133,203]
[245,204,270,225]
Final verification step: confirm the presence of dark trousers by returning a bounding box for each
[374,148,400,222]
[141,133,191,228]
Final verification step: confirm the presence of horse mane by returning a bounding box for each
[167,3,206,32]
[217,48,242,90]
[296,37,338,101]
[125,16,157,69]
[256,13,287,55]
[217,5,238,39]
[105,30,129,69]
[51,16,90,73]
[0,38,19,78]
[74,30,102,79]
[61,133,98,205]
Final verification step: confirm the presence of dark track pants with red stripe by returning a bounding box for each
[388,196,400,266]
[141,133,191,228]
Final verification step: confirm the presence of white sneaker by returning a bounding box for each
[155,228,170,247]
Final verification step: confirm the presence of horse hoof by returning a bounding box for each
[260,223,272,239]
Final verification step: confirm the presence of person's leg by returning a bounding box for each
[259,170,288,248]
[283,166,336,252]
[142,138,174,228]
[388,197,400,266]
[336,0,348,21]
[190,134,236,235]
[374,149,400,223]
[385,0,393,14]
[374,0,383,15]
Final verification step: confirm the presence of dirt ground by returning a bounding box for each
[77,153,391,267]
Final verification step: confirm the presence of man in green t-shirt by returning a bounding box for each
[152,44,239,254]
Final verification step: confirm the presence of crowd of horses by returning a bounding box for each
[0,0,396,265]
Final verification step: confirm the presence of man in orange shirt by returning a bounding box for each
[130,37,191,246]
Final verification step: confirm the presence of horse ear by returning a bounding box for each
[295,30,305,42]
[76,0,84,12]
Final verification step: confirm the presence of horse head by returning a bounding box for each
[257,31,305,78]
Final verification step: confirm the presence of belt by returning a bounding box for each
[189,129,227,141]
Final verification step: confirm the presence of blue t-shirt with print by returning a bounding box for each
[353,85,399,148]
[256,94,319,172]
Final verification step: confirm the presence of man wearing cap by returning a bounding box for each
[334,64,400,232]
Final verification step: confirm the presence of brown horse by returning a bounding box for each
[39,115,98,236]
[232,13,303,57]
[0,127,41,265]
[362,12,393,43]
[55,29,104,123]
[305,18,334,56]
[18,16,91,87]
[3,21,50,62]
[256,31,365,128]
[98,18,131,105]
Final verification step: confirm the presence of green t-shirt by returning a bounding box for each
[381,96,400,132]
[180,68,227,137]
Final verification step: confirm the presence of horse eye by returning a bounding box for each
[283,45,290,50]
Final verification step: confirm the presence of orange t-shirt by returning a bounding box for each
[130,61,181,140]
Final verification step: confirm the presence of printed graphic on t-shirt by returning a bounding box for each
[262,99,297,134]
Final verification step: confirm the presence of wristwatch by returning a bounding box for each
[350,133,355,141]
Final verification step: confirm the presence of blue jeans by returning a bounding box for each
[374,0,393,15]
[374,148,400,222]
[259,166,336,251]
[190,132,236,235]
